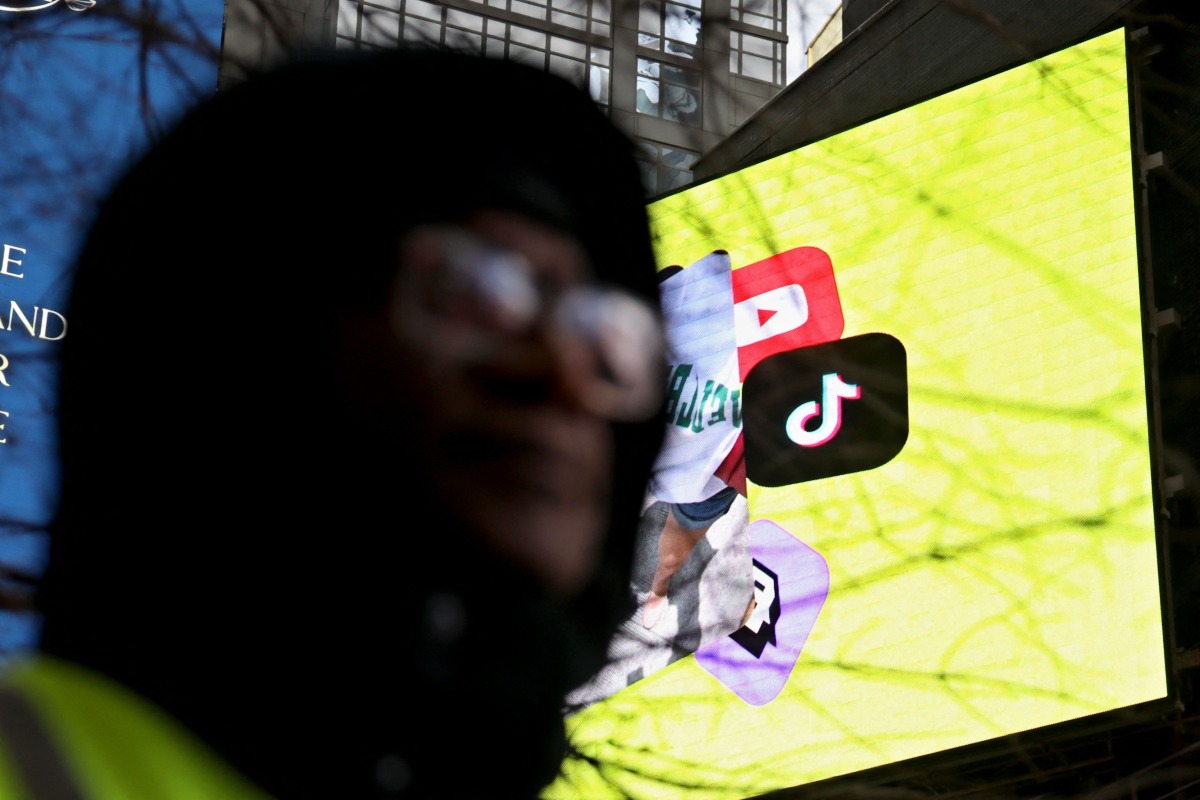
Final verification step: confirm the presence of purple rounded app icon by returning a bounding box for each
[695,518,829,706]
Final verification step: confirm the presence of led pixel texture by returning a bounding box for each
[549,29,1167,800]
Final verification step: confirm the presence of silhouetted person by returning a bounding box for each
[0,46,665,800]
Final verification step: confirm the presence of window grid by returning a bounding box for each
[337,0,609,43]
[637,0,701,60]
[336,1,611,108]
[634,140,698,197]
[729,29,783,85]
[636,57,701,125]
[730,0,782,33]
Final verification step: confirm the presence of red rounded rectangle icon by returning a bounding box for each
[733,247,845,382]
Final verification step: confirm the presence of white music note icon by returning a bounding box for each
[785,372,860,447]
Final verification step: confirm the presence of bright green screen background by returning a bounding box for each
[548,29,1167,800]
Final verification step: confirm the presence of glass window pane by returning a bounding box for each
[446,29,483,53]
[400,14,437,42]
[638,33,661,50]
[446,9,483,30]
[363,9,402,43]
[741,0,779,28]
[661,166,691,192]
[661,62,699,88]
[370,0,402,9]
[511,0,548,20]
[743,11,772,29]
[337,1,360,37]
[510,25,545,47]
[551,0,585,11]
[550,35,586,57]
[662,85,699,123]
[549,54,586,87]
[487,18,506,34]
[742,32,773,57]
[638,2,661,35]
[590,21,610,36]
[636,77,660,116]
[638,161,657,194]
[742,52,774,82]
[406,0,441,20]
[509,43,545,68]
[486,36,506,57]
[741,0,776,18]
[551,11,586,29]
[664,4,700,44]
[633,141,697,197]
[665,40,696,58]
[662,147,698,169]
[590,47,610,66]
[588,64,609,104]
[591,0,609,22]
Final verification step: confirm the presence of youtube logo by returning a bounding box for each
[733,247,845,381]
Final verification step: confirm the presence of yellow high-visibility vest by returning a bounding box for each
[0,656,271,800]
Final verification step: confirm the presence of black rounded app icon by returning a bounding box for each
[743,332,908,487]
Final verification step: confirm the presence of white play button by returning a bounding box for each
[733,283,809,345]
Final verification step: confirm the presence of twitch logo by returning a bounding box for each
[695,519,829,706]
[729,560,781,658]
[743,333,908,486]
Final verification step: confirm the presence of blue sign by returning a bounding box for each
[0,0,226,655]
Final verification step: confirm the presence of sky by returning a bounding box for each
[786,0,841,83]
[0,0,227,656]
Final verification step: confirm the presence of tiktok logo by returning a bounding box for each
[786,373,860,447]
[742,333,908,486]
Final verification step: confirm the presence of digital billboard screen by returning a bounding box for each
[549,27,1170,800]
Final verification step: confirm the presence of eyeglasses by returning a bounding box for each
[393,225,666,422]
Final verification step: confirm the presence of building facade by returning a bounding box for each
[222,0,789,196]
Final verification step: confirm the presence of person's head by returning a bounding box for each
[381,206,664,597]
[40,45,665,797]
